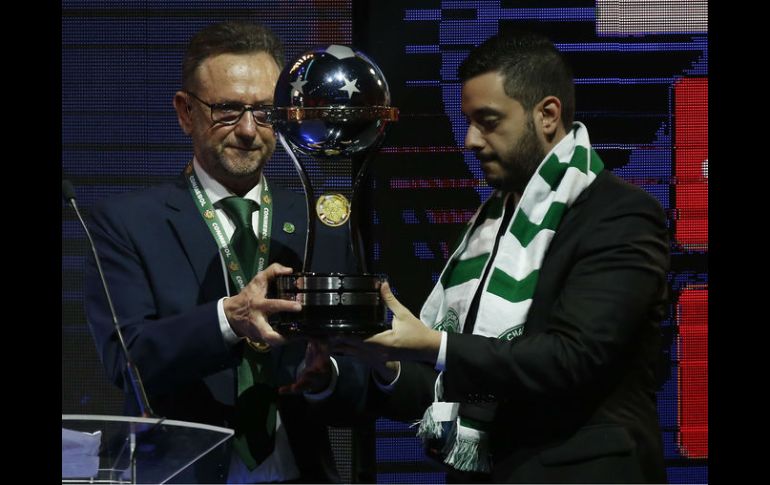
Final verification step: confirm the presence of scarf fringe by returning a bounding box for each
[442,420,491,473]
[417,404,443,439]
[444,439,490,473]
[418,377,455,440]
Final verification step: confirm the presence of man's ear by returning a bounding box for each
[536,95,562,138]
[173,91,193,135]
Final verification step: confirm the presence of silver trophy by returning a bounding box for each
[271,45,398,336]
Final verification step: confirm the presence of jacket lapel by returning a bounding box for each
[268,184,308,269]
[569,170,607,209]
[164,177,221,288]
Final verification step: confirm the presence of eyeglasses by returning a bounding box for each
[184,91,274,127]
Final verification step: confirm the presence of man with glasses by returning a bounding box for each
[85,21,366,483]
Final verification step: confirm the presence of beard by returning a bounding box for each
[222,145,268,176]
[200,140,273,183]
[481,117,545,194]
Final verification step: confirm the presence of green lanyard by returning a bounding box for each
[185,163,273,292]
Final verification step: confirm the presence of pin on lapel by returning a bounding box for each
[282,222,295,234]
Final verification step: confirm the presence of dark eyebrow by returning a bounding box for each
[462,106,504,124]
[470,107,504,118]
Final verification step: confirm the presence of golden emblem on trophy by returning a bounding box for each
[315,193,351,227]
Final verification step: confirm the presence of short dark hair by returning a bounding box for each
[458,30,575,129]
[182,21,285,90]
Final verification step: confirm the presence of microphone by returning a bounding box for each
[62,180,156,418]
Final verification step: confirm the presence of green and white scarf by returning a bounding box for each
[417,122,603,473]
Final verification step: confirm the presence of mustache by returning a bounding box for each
[475,153,496,162]
[226,144,263,151]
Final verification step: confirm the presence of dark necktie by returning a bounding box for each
[219,196,277,470]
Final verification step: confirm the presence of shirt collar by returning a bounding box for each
[192,157,262,206]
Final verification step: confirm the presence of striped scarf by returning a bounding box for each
[417,122,603,472]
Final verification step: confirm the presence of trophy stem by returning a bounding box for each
[278,133,315,272]
[349,137,384,274]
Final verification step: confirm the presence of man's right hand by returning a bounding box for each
[223,262,301,346]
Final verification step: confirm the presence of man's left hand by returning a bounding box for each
[334,282,442,365]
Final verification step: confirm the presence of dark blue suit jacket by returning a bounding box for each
[85,173,368,483]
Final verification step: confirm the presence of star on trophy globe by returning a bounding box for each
[270,45,398,336]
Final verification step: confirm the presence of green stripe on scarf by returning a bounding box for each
[539,146,604,190]
[442,253,489,289]
[509,202,567,247]
[459,416,493,432]
[538,153,569,189]
[589,148,604,176]
[487,268,539,303]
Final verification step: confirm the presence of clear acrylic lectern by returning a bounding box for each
[62,414,233,484]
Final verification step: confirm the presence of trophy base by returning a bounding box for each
[274,320,390,337]
[273,273,388,337]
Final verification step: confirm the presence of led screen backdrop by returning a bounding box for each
[62,1,707,483]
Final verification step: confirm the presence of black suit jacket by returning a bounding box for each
[85,173,368,483]
[374,171,669,483]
